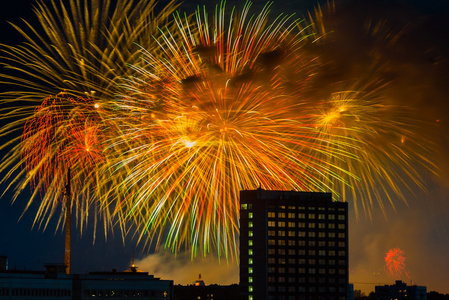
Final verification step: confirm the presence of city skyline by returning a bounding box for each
[0,0,449,296]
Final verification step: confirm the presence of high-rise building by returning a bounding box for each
[239,189,349,300]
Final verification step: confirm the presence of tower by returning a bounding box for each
[64,167,71,275]
[239,189,349,300]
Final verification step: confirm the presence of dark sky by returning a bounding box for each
[1,0,449,294]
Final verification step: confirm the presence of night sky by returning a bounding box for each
[1,0,449,295]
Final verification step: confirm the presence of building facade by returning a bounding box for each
[0,264,173,300]
[240,189,349,300]
[375,280,427,300]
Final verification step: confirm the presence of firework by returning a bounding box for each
[385,248,410,279]
[0,0,178,235]
[0,0,440,259]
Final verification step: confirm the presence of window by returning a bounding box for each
[288,231,295,237]
[249,231,253,237]
[278,249,286,255]
[299,268,306,273]
[268,258,276,264]
[278,212,285,218]
[278,222,285,227]
[288,249,296,255]
[338,233,346,238]
[288,222,295,228]
[298,213,305,219]
[279,258,286,264]
[329,233,336,238]
[338,242,345,247]
[288,213,295,218]
[308,259,316,264]
[268,248,275,255]
[288,240,296,246]
[249,267,253,273]
[319,250,326,256]
[288,258,295,264]
[249,277,253,283]
[248,286,253,292]
[318,223,325,228]
[268,230,275,236]
[278,267,285,273]
[268,212,275,218]
[268,239,275,245]
[308,223,316,229]
[268,267,275,273]
[308,241,316,246]
[338,224,345,229]
[268,221,275,227]
[338,251,346,256]
[249,213,253,218]
[241,204,248,210]
[319,241,326,247]
[268,276,275,282]
[249,240,253,246]
[298,258,306,264]
[318,214,326,219]
[249,258,253,264]
[249,249,253,255]
[298,241,306,246]
[329,215,335,220]
[298,231,306,237]
[308,232,316,237]
[308,214,315,219]
[328,224,335,229]
[249,222,253,227]
[308,250,316,255]
[278,231,285,237]
[298,222,306,228]
[318,232,326,238]
[278,240,286,246]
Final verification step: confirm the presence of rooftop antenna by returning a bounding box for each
[64,167,71,275]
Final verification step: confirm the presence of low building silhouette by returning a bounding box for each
[174,274,239,300]
[0,258,173,299]
[375,280,427,300]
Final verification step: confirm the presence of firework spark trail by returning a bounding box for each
[385,248,411,280]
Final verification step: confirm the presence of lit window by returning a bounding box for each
[278,221,285,227]
[318,223,325,228]
[288,222,295,228]
[278,212,285,218]
[338,233,346,238]
[249,222,253,227]
[249,268,253,274]
[249,249,253,255]
[308,214,315,219]
[288,231,295,237]
[278,231,285,236]
[249,240,253,246]
[288,213,295,218]
[249,213,253,218]
[249,296,253,300]
[298,213,305,219]
[268,239,275,245]
[288,249,296,255]
[319,250,326,256]
[268,212,275,218]
[268,230,275,236]
[288,240,296,246]
[338,224,345,229]
[241,204,248,210]
[268,221,275,227]
[249,277,253,283]
[249,231,253,237]
[249,258,253,264]
[318,214,325,219]
[249,286,253,292]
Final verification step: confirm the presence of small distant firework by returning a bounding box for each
[385,248,410,279]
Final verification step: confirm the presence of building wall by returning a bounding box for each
[240,189,349,300]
